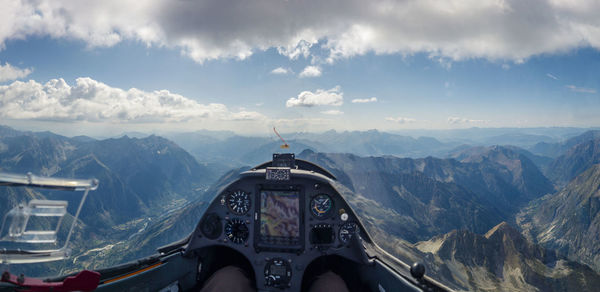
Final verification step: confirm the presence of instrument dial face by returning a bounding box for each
[310,194,333,219]
[225,218,249,244]
[227,190,251,215]
[339,222,359,244]
[200,213,222,239]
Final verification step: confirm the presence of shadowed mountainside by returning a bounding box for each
[519,164,600,272]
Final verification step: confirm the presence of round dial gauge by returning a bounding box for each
[227,190,251,215]
[225,218,249,244]
[310,194,333,218]
[339,222,359,244]
[200,213,222,239]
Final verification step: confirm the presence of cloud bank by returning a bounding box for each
[2,0,600,63]
[0,77,265,122]
[286,86,343,107]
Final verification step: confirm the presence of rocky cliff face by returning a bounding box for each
[416,222,600,291]
[519,164,600,272]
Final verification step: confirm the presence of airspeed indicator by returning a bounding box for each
[310,194,333,219]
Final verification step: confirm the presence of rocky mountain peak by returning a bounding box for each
[484,221,521,240]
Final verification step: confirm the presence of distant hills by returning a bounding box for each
[530,130,600,158]
[159,127,600,165]
[544,138,600,186]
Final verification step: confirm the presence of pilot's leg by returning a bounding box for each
[308,270,350,292]
[200,266,256,292]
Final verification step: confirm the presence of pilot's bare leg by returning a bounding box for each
[200,266,256,292]
[308,270,350,292]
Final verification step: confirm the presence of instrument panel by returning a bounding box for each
[189,168,367,291]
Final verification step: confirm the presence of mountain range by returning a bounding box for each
[0,127,218,230]
[4,125,600,290]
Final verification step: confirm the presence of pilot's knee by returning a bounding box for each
[308,270,349,292]
[200,266,255,292]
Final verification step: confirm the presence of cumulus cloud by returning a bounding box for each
[286,86,343,107]
[351,97,377,103]
[270,67,291,75]
[386,117,416,123]
[299,66,322,78]
[0,63,32,82]
[447,116,489,124]
[0,77,265,122]
[321,110,343,115]
[566,85,596,93]
[3,0,599,63]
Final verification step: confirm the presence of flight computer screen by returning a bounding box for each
[259,190,300,246]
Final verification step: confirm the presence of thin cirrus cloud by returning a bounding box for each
[385,117,416,123]
[0,62,32,82]
[546,73,559,80]
[351,97,377,103]
[286,86,343,107]
[0,77,265,122]
[2,1,600,63]
[447,116,488,124]
[566,85,596,94]
[321,110,343,115]
[299,66,322,78]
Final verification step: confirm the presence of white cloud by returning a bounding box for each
[270,67,291,75]
[447,116,489,124]
[0,63,32,82]
[0,77,266,122]
[566,85,596,93]
[546,73,559,80]
[4,0,599,63]
[286,86,343,107]
[299,66,322,78]
[386,117,416,123]
[321,110,343,115]
[351,97,377,103]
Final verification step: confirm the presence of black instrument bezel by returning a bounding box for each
[254,184,305,253]
[309,193,335,219]
[226,189,251,215]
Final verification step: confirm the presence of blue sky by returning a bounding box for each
[0,0,599,136]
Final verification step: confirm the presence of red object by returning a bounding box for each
[1,270,100,292]
[273,127,289,148]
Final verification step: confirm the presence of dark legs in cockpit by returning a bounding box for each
[301,255,368,292]
[304,270,349,292]
[199,266,349,292]
[199,266,256,292]
[194,247,356,292]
